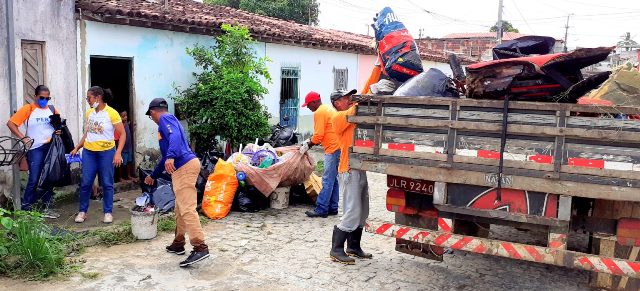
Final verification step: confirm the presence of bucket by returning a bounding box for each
[270,187,290,209]
[130,208,158,240]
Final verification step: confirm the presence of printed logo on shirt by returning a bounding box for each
[33,117,50,124]
[88,120,105,134]
[165,124,173,134]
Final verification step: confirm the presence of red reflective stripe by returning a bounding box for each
[568,158,605,169]
[388,143,415,151]
[412,231,430,240]
[501,243,522,260]
[438,218,452,232]
[355,140,374,148]
[578,257,595,268]
[629,261,640,273]
[478,150,501,159]
[451,237,474,249]
[601,258,625,276]
[395,227,411,238]
[524,246,544,262]
[390,64,420,77]
[376,223,392,235]
[473,243,487,253]
[529,155,553,164]
[434,233,452,245]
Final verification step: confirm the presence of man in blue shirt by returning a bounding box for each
[144,98,209,267]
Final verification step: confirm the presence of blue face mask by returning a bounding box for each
[37,99,48,108]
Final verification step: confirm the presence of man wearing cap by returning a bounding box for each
[144,98,210,267]
[328,89,372,264]
[300,91,341,218]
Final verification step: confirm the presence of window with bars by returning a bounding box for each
[280,66,301,128]
[333,67,348,91]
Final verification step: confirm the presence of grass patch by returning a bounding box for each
[80,271,100,280]
[157,214,176,232]
[0,209,74,280]
[88,222,136,247]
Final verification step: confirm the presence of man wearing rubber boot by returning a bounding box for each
[328,89,373,264]
[144,98,210,268]
[300,91,341,218]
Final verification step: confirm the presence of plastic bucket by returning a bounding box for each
[130,208,158,240]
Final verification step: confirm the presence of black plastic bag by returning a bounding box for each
[49,114,74,153]
[393,68,459,98]
[138,168,174,213]
[37,135,71,190]
[232,185,269,212]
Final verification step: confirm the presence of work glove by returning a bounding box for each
[299,139,311,154]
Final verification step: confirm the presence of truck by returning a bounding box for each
[348,94,640,290]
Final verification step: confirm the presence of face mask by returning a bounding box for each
[91,102,99,109]
[37,99,48,108]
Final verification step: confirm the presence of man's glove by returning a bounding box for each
[299,139,311,154]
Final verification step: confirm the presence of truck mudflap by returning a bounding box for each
[365,219,640,279]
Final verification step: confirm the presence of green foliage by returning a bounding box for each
[0,209,67,279]
[206,0,319,25]
[315,160,324,174]
[490,20,519,33]
[157,214,177,232]
[174,24,272,151]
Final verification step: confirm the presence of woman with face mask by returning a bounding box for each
[6,85,62,218]
[70,86,126,223]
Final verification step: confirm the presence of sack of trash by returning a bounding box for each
[393,68,459,97]
[232,185,269,212]
[373,7,423,82]
[138,168,175,214]
[202,160,239,219]
[37,134,71,190]
[370,79,397,95]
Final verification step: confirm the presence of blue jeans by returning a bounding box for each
[79,148,115,213]
[22,143,53,211]
[315,150,340,214]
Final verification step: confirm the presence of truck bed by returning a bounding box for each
[348,96,640,201]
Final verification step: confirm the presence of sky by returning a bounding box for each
[317,0,640,49]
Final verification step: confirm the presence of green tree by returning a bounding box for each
[490,20,520,33]
[206,0,319,25]
[174,24,272,151]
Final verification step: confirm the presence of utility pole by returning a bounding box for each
[497,0,504,44]
[563,14,572,52]
[418,28,424,40]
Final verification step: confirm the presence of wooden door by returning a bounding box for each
[21,42,46,103]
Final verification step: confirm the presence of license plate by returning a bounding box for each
[387,176,434,195]
[484,173,513,187]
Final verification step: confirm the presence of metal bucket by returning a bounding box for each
[130,208,158,240]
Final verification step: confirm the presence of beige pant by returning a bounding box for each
[172,158,207,250]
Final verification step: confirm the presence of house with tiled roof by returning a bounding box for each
[417,32,563,61]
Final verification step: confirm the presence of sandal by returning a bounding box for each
[75,212,87,223]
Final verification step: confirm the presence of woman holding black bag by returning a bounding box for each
[6,85,62,218]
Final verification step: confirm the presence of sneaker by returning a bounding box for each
[42,209,61,219]
[103,213,113,224]
[179,250,210,267]
[166,244,186,255]
[75,212,87,223]
[305,210,328,218]
[328,210,339,216]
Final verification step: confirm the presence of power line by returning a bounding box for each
[404,0,491,27]
[509,0,535,34]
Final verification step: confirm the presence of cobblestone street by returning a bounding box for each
[1,172,590,291]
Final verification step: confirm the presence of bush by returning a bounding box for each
[174,24,272,152]
[0,208,67,279]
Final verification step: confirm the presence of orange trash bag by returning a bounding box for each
[202,160,238,220]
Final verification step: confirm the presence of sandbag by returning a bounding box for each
[235,146,315,196]
[37,135,71,190]
[393,68,458,97]
[202,160,238,219]
[373,7,423,82]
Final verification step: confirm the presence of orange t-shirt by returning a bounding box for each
[9,104,60,150]
[331,105,356,173]
[311,104,339,154]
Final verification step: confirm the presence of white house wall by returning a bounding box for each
[262,43,359,137]
[80,21,216,162]
[0,0,78,199]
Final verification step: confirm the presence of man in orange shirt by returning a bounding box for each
[328,89,372,265]
[300,91,341,218]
